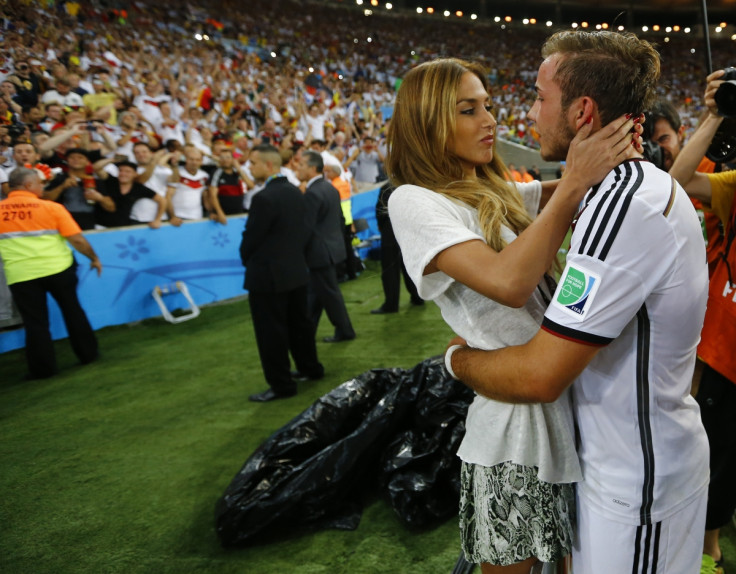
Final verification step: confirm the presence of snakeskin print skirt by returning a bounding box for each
[459,461,575,566]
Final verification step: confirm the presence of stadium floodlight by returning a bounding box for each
[386,2,392,8]
[416,6,422,12]
[546,21,553,27]
[471,14,477,20]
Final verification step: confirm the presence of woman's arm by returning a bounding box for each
[430,114,639,308]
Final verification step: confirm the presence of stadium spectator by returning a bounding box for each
[208,147,250,222]
[44,148,107,229]
[167,145,209,223]
[344,136,384,189]
[41,76,85,109]
[93,158,166,228]
[5,58,43,108]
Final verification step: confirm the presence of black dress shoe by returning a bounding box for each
[290,370,324,382]
[322,334,356,343]
[248,388,296,402]
[370,307,398,314]
[410,299,425,306]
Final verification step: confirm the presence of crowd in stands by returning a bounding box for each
[1,0,734,231]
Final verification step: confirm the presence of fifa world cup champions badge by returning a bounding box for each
[554,265,601,321]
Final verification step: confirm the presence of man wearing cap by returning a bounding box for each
[0,167,101,379]
[93,157,166,228]
[5,58,43,108]
[44,148,113,229]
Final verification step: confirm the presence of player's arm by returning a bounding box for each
[448,329,601,403]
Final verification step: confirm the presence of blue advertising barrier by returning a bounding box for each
[1,186,381,354]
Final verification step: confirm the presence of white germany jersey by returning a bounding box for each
[172,169,209,220]
[543,159,709,525]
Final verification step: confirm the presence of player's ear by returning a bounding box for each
[573,97,598,130]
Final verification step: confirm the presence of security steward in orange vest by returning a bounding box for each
[0,167,102,379]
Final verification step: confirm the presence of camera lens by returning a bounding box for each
[715,67,736,118]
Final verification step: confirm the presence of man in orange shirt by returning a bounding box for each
[0,167,102,379]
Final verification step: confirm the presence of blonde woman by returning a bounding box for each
[387,58,640,573]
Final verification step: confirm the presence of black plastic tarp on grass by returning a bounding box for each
[215,356,474,547]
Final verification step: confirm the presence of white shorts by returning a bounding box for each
[572,487,707,574]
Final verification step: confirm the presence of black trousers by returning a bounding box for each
[248,285,323,395]
[307,265,355,339]
[695,364,736,530]
[337,224,362,280]
[9,265,98,378]
[378,218,421,311]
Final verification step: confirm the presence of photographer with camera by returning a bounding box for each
[645,99,723,275]
[670,68,736,574]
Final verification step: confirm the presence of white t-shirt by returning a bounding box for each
[130,165,173,223]
[172,169,209,220]
[304,112,329,141]
[543,160,709,524]
[389,181,581,485]
[133,93,172,126]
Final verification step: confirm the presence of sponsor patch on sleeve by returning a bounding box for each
[552,264,601,322]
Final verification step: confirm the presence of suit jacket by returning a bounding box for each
[239,176,309,293]
[303,177,347,269]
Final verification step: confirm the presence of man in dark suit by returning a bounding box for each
[371,182,423,314]
[240,145,324,402]
[297,151,356,343]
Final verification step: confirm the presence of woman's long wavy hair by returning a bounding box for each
[386,58,533,252]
